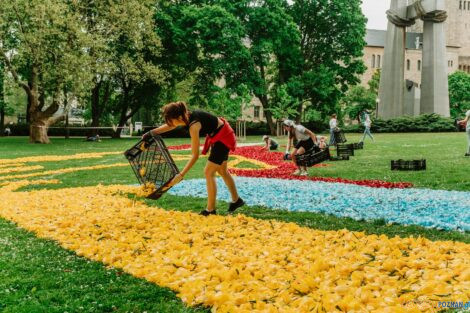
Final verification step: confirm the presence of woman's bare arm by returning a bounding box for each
[305,129,318,144]
[179,123,201,177]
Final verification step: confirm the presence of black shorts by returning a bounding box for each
[295,138,314,151]
[208,141,230,165]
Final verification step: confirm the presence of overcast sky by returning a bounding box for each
[361,0,391,30]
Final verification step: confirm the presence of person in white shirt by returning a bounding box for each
[458,110,470,157]
[328,114,337,145]
[283,120,318,176]
[360,112,374,143]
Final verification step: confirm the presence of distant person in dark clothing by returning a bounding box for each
[262,135,278,151]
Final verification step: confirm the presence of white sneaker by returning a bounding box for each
[292,169,301,175]
[300,170,308,176]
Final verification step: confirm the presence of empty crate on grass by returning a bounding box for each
[124,135,179,199]
[350,142,364,150]
[391,159,426,171]
[336,144,354,157]
[296,148,331,167]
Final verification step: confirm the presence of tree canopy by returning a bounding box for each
[448,71,470,119]
[1,0,368,141]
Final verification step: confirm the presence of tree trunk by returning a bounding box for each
[255,93,276,135]
[65,114,70,139]
[64,87,69,139]
[256,63,276,135]
[90,83,102,137]
[0,106,4,136]
[90,80,111,137]
[0,59,4,136]
[29,119,50,143]
[112,107,128,139]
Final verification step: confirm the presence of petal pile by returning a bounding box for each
[1,181,469,313]
[170,177,470,231]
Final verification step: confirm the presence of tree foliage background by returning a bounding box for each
[0,0,367,142]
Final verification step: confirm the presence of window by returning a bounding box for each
[372,54,376,68]
[377,55,381,68]
[406,59,410,71]
[418,60,421,71]
[459,65,462,70]
[451,60,453,67]
[460,0,462,9]
[254,106,260,119]
[465,1,467,10]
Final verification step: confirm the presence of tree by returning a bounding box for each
[368,69,381,95]
[448,71,470,119]
[290,0,367,119]
[267,84,299,121]
[0,0,91,143]
[230,0,303,134]
[205,84,251,120]
[0,59,5,135]
[107,0,166,138]
[343,86,376,122]
[155,2,255,117]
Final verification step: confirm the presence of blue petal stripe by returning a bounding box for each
[169,177,470,231]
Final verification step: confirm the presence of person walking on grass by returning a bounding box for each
[329,114,337,145]
[360,111,374,143]
[143,101,245,216]
[458,109,470,157]
[283,120,318,176]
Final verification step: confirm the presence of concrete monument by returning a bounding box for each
[378,0,450,119]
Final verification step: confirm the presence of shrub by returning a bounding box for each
[342,114,456,133]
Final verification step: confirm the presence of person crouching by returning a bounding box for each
[283,120,318,176]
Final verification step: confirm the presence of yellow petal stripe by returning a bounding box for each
[0,181,468,313]
[227,155,275,170]
[0,163,128,181]
[0,163,25,168]
[0,165,44,174]
[0,151,122,165]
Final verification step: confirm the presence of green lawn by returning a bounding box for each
[0,134,468,312]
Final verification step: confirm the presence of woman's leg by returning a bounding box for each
[291,148,300,169]
[360,128,367,142]
[329,129,335,145]
[204,161,221,212]
[217,161,239,202]
[467,129,470,154]
[296,147,306,171]
[366,127,374,140]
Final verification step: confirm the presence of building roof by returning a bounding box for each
[365,29,422,50]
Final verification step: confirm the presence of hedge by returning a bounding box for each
[4,114,461,138]
[342,114,459,133]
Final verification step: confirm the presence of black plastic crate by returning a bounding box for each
[333,128,347,144]
[351,142,364,150]
[391,159,426,171]
[296,148,331,167]
[337,144,354,157]
[124,135,180,199]
[329,155,350,161]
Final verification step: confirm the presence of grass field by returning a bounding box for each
[0,133,468,312]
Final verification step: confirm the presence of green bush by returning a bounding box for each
[342,114,457,133]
